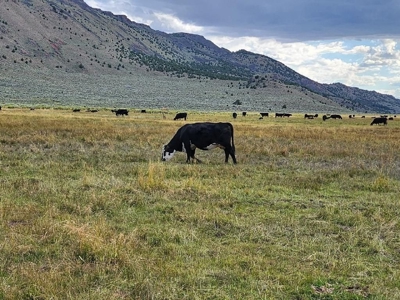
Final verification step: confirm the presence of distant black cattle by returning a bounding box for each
[330,114,342,119]
[162,122,237,164]
[304,113,316,119]
[232,112,237,119]
[371,117,387,126]
[242,112,247,117]
[141,109,146,113]
[72,109,81,112]
[260,112,269,117]
[275,113,292,117]
[113,109,129,116]
[174,112,187,120]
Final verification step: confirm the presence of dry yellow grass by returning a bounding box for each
[1,108,400,299]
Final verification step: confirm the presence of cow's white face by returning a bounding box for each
[162,145,175,161]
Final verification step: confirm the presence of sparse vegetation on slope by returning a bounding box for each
[0,0,399,113]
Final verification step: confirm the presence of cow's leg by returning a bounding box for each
[224,147,237,164]
[191,149,203,163]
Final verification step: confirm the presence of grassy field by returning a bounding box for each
[1,108,399,299]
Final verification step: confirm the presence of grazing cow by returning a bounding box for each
[371,117,387,126]
[72,108,81,112]
[232,112,237,119]
[141,109,146,113]
[330,114,342,119]
[174,112,187,120]
[275,113,292,117]
[162,122,237,164]
[260,112,269,117]
[114,109,129,116]
[242,112,247,117]
[304,113,314,119]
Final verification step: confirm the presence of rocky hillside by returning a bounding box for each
[1,0,399,113]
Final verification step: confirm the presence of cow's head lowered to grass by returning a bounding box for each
[161,122,237,164]
[161,144,177,161]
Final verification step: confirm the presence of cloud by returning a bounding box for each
[86,0,400,42]
[152,12,204,33]
[83,0,400,98]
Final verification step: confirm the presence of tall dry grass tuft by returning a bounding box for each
[137,161,167,191]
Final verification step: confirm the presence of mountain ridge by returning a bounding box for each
[1,0,399,113]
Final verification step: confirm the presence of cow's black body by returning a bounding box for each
[112,109,129,116]
[275,113,292,117]
[174,112,187,120]
[260,112,269,117]
[304,114,313,119]
[330,114,342,119]
[304,113,317,119]
[162,122,237,164]
[371,117,387,125]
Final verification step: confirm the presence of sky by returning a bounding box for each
[85,0,400,99]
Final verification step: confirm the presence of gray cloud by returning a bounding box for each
[88,0,400,41]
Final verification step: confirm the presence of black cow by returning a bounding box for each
[113,109,128,116]
[174,112,187,120]
[371,117,387,126]
[232,112,237,119]
[275,113,292,117]
[242,112,247,117]
[260,112,269,117]
[141,109,147,113]
[330,114,342,119]
[304,113,314,119]
[162,122,237,164]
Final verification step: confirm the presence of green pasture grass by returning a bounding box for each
[1,109,399,299]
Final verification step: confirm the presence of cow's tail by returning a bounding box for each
[229,122,235,153]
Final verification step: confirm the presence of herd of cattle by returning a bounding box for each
[70,107,397,126]
[0,106,397,163]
